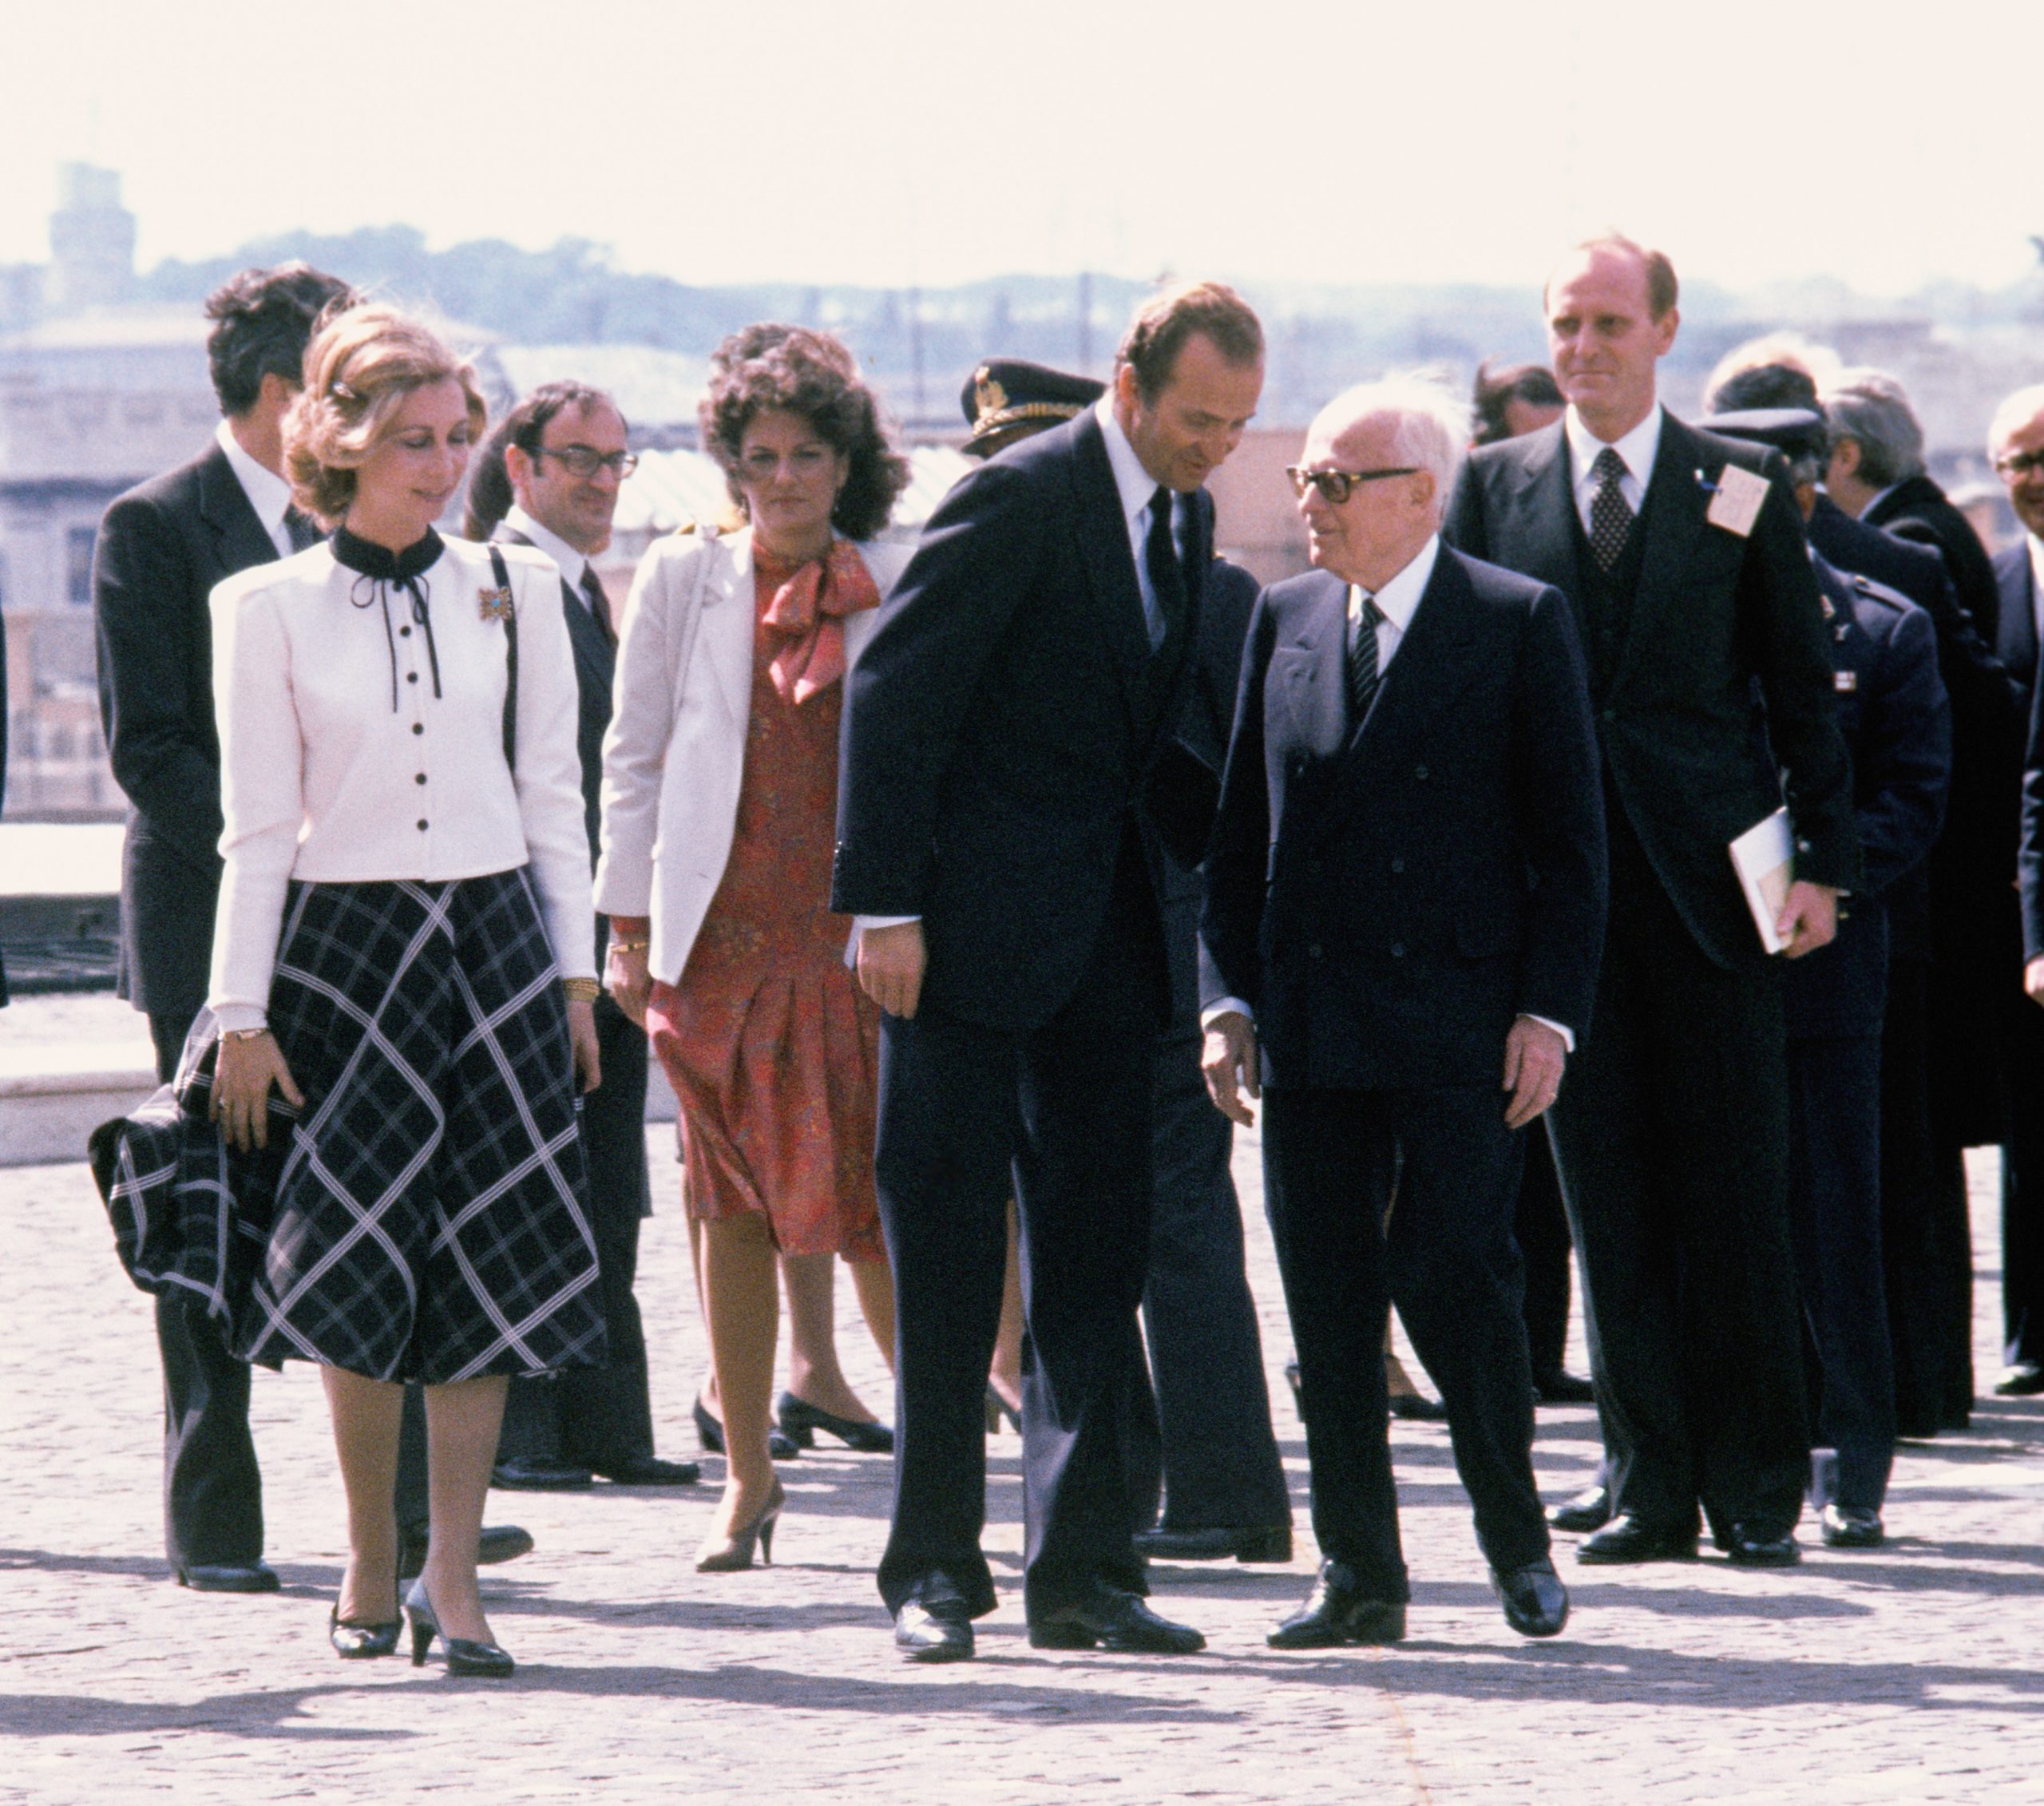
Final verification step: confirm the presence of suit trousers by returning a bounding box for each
[1785,1036,1897,1508]
[499,993,656,1469]
[1880,959,1975,1434]
[873,838,1166,1621]
[1996,980,2044,1369]
[1515,1131,1575,1382]
[1261,1082,1547,1599]
[1547,821,1810,1537]
[150,1006,264,1568]
[1119,1024,1292,1535]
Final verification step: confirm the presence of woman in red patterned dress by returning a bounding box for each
[599,327,912,1570]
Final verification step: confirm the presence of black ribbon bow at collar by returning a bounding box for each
[334,525,444,712]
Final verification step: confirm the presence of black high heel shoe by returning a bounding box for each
[404,1578,514,1677]
[777,1391,894,1454]
[694,1396,799,1460]
[695,1478,786,1573]
[328,1604,402,1659]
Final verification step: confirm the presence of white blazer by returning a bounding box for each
[593,525,913,986]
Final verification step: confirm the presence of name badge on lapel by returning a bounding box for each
[478,584,514,622]
[1705,464,1769,537]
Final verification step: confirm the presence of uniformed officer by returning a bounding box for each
[1706,410,1953,1547]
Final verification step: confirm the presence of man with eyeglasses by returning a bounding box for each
[474,382,700,1491]
[1990,385,2044,1396]
[1445,234,1860,1571]
[1202,374,1604,1643]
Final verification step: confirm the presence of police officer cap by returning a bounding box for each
[961,358,1105,458]
[1699,407,1828,462]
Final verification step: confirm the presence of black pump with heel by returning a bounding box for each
[403,1578,515,1677]
[328,1606,402,1659]
[776,1391,894,1453]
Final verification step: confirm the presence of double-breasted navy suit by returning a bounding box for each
[833,407,1213,1622]
[1201,543,1606,1595]
[1782,557,1950,1511]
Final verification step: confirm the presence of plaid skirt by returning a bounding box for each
[236,867,604,1382]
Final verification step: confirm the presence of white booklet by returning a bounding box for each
[1729,807,1795,954]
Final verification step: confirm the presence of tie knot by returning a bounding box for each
[1353,591,1384,628]
[1592,446,1628,486]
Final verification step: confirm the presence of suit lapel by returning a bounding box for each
[1610,415,1711,697]
[500,525,617,700]
[196,442,283,580]
[1507,427,1586,635]
[1274,572,1349,755]
[1068,412,1153,722]
[1328,549,1477,822]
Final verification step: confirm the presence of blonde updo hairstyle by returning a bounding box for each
[283,303,488,525]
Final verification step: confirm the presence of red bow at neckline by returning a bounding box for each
[760,540,881,705]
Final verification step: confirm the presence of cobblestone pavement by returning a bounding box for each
[2,1044,2040,1802]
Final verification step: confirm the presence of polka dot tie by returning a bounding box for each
[1589,446,1634,572]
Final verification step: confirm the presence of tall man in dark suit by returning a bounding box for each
[835,283,1265,1661]
[480,382,699,1491]
[1444,236,1860,1568]
[93,265,349,1593]
[1988,383,2044,1394]
[1202,378,1605,1643]
[956,359,1292,1566]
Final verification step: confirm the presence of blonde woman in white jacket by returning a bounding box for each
[599,327,912,1572]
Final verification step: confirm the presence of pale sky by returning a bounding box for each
[3,0,2040,299]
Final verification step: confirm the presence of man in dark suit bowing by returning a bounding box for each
[1202,376,1604,1644]
[93,264,351,1594]
[834,283,1265,1661]
[1445,235,1860,1569]
[478,382,699,1491]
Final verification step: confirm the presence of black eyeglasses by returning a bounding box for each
[1285,465,1420,504]
[1995,448,2044,479]
[533,444,640,479]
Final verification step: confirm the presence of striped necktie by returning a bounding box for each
[1349,591,1385,724]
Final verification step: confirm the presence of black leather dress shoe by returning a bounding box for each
[593,1455,702,1486]
[1577,1514,1697,1565]
[1267,1562,1407,1649]
[1545,1485,1614,1534]
[492,1455,593,1491]
[398,1522,534,1582]
[1491,1558,1570,1637]
[1132,1523,1293,1563]
[1723,1523,1800,1566]
[176,1562,280,1594]
[1388,1390,1450,1423]
[1533,1370,1597,1406]
[1030,1586,1205,1654]
[893,1576,975,1663]
[1819,1503,1884,1548]
[1993,1361,2044,1396]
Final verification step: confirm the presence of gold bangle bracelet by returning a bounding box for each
[608,939,649,955]
[221,1026,272,1044]
[561,977,601,1002]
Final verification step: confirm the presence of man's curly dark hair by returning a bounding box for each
[699,325,909,542]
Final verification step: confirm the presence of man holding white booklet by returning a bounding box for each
[1445,234,1860,1570]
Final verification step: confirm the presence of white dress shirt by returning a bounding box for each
[206,536,596,1031]
[2029,535,2044,639]
[1563,404,1663,533]
[1202,532,1572,1054]
[214,419,296,560]
[504,504,601,624]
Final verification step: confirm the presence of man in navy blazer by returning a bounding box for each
[1202,377,1605,1644]
[834,283,1265,1661]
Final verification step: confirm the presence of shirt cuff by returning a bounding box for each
[1201,998,1255,1031]
[209,1004,268,1036]
[1523,1013,1575,1054]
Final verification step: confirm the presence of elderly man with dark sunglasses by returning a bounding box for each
[1202,374,1606,1646]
